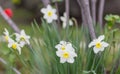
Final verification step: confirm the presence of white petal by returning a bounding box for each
[19,41,25,47]
[100,47,105,51]
[16,37,20,42]
[67,58,74,63]
[47,5,52,10]
[93,47,100,54]
[62,23,67,28]
[8,38,14,43]
[98,35,105,42]
[55,44,61,49]
[72,52,77,57]
[52,9,56,13]
[21,30,26,36]
[4,28,9,35]
[56,50,62,57]
[41,8,47,14]
[68,51,77,57]
[101,41,109,47]
[69,20,73,26]
[46,18,53,23]
[8,43,12,48]
[63,12,67,17]
[52,14,57,20]
[15,33,20,41]
[60,58,66,63]
[8,39,15,47]
[26,35,30,39]
[60,17,66,22]
[67,42,72,46]
[17,47,21,55]
[43,15,48,19]
[66,45,75,51]
[60,41,66,45]
[88,40,96,48]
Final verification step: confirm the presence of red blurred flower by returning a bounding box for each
[4,8,13,18]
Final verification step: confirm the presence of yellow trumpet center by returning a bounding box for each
[47,11,53,17]
[63,52,69,58]
[96,42,102,48]
[61,46,66,50]
[12,43,17,49]
[20,36,25,41]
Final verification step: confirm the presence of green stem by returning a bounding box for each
[91,55,97,70]
[67,63,70,74]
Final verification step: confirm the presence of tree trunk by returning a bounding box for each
[78,0,96,39]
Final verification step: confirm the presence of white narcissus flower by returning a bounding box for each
[15,30,30,47]
[8,38,22,55]
[56,50,77,63]
[55,41,77,63]
[55,41,75,51]
[3,28,10,42]
[41,4,57,23]
[60,12,73,28]
[88,35,109,54]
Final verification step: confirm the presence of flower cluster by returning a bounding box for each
[40,5,110,64]
[41,5,73,28]
[60,12,73,28]
[88,35,109,54]
[3,28,30,55]
[55,41,77,63]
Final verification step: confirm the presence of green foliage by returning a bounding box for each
[26,19,120,74]
[1,16,120,74]
[105,14,120,29]
[29,20,85,74]
[52,0,63,3]
[11,0,21,5]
